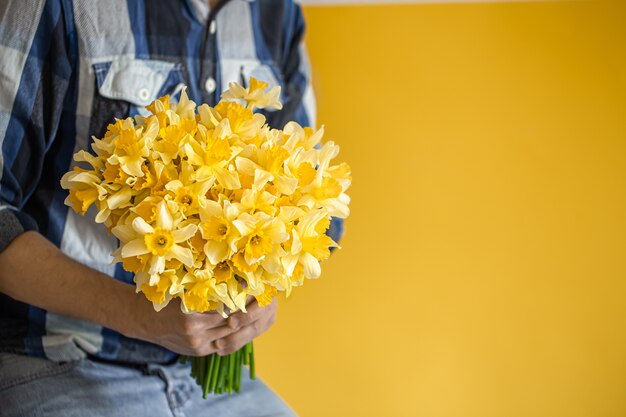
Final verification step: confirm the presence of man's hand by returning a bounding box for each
[213,297,278,356]
[127,296,277,357]
[123,297,238,357]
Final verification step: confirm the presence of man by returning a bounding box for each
[0,0,342,415]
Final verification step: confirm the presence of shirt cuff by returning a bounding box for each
[0,208,39,252]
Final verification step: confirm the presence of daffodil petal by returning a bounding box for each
[107,187,132,209]
[95,207,110,223]
[169,245,194,267]
[253,169,273,189]
[199,199,222,219]
[214,282,228,298]
[152,295,172,312]
[262,253,282,275]
[213,166,241,190]
[173,224,198,243]
[133,271,149,289]
[274,175,298,195]
[282,254,298,276]
[122,238,150,258]
[132,216,154,235]
[204,240,229,264]
[291,229,302,254]
[232,291,248,312]
[301,252,321,279]
[112,224,136,242]
[119,156,145,177]
[155,201,173,230]
[148,256,166,275]
[232,215,255,236]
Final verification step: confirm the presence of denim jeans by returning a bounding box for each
[0,353,297,417]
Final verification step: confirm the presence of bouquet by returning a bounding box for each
[61,77,351,396]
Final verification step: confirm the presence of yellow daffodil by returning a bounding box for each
[198,198,242,264]
[116,201,197,275]
[297,141,352,218]
[132,269,185,311]
[234,148,298,197]
[164,163,214,216]
[60,167,102,215]
[95,184,134,223]
[183,279,219,313]
[282,209,338,281]
[184,123,243,189]
[283,122,324,151]
[107,116,159,177]
[178,268,233,314]
[153,123,188,164]
[146,95,171,127]
[221,77,282,111]
[173,87,197,120]
[201,101,265,140]
[240,187,277,216]
[232,211,289,276]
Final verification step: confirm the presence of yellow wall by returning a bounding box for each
[257,1,626,416]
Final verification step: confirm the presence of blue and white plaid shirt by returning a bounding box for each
[0,0,343,363]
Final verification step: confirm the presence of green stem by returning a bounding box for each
[227,354,233,394]
[203,354,214,399]
[249,341,255,380]
[221,354,229,393]
[198,356,205,386]
[234,350,241,392]
[210,355,221,393]
[242,343,249,365]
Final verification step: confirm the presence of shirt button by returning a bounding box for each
[205,77,216,94]
[138,87,150,101]
[209,20,217,34]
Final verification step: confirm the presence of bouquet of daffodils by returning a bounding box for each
[60,78,351,396]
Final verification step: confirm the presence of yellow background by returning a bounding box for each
[257,1,626,416]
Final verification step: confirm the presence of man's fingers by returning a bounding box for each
[227,298,275,330]
[217,303,277,355]
[196,311,228,330]
[226,299,260,329]
[200,325,238,355]
[215,319,266,356]
[185,325,238,356]
[210,324,239,341]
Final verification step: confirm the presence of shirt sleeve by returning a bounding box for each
[279,1,317,130]
[0,0,73,252]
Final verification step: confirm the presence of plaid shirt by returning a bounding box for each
[0,0,343,363]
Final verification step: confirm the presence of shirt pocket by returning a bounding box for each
[89,58,185,138]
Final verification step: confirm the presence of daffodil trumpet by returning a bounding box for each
[61,77,351,396]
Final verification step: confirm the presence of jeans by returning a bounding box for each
[0,353,297,417]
